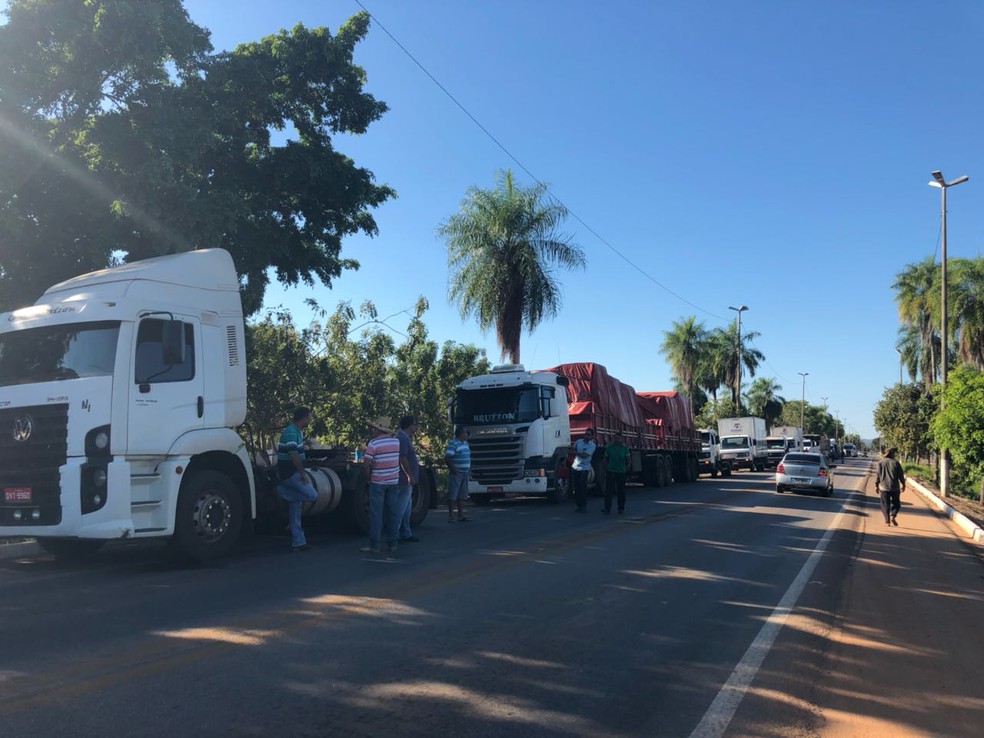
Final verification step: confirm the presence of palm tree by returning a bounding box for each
[744,377,785,428]
[893,257,940,390]
[660,316,708,416]
[719,319,764,409]
[697,328,729,405]
[951,256,984,371]
[439,170,585,363]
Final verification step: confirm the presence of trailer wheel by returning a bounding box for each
[173,470,243,561]
[37,539,105,559]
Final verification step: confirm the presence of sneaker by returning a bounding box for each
[891,516,898,526]
[400,536,420,543]
[360,545,380,554]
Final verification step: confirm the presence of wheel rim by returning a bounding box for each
[556,476,569,500]
[192,492,232,541]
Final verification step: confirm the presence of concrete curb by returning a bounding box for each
[0,540,40,560]
[907,478,984,544]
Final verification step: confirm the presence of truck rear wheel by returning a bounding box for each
[173,470,243,561]
[37,539,105,559]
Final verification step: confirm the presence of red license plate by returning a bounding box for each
[3,487,32,503]
[487,486,503,493]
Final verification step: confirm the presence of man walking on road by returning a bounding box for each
[276,407,318,552]
[603,431,630,515]
[363,421,402,554]
[875,447,906,526]
[572,428,596,513]
[445,425,472,522]
[397,415,420,543]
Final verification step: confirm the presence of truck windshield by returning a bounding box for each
[0,322,121,387]
[767,439,788,449]
[721,436,749,449]
[455,387,541,425]
[699,431,712,445]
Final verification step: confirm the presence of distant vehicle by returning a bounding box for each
[776,452,834,496]
[843,443,857,457]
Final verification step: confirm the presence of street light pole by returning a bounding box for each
[929,170,969,498]
[729,305,748,414]
[798,372,809,431]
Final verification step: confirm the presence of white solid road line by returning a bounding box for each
[688,494,852,738]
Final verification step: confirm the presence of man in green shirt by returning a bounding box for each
[603,432,631,514]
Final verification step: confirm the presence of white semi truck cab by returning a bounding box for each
[0,249,255,559]
[452,365,572,502]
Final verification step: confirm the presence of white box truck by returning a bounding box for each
[717,417,768,472]
[765,425,803,467]
[0,249,432,560]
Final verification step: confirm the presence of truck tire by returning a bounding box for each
[722,465,732,478]
[711,462,719,478]
[642,456,659,487]
[659,456,672,487]
[548,462,570,504]
[37,538,105,559]
[411,469,434,527]
[173,470,244,561]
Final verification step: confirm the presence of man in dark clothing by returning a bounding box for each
[603,432,630,515]
[876,447,906,526]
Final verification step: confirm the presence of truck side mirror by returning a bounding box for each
[161,321,185,365]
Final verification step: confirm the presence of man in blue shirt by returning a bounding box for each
[277,407,318,551]
[397,415,420,543]
[571,428,596,513]
[444,426,472,522]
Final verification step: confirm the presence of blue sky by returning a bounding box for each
[184,0,984,439]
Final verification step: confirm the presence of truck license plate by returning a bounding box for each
[487,486,503,493]
[3,487,32,503]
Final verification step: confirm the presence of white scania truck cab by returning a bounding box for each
[452,365,572,503]
[0,250,253,559]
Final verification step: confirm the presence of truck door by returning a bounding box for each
[127,316,205,456]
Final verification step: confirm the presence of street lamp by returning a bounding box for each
[798,372,809,430]
[929,169,969,498]
[729,305,749,414]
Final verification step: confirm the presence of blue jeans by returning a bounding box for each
[398,483,414,538]
[277,471,318,547]
[369,482,403,550]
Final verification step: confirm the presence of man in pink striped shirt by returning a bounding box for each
[362,421,402,554]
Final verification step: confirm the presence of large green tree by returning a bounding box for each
[439,169,585,364]
[0,2,393,312]
[931,364,984,501]
[660,316,708,417]
[872,383,936,463]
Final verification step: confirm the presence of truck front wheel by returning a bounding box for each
[174,470,243,561]
[548,464,570,504]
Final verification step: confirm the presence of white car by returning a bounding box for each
[776,452,834,496]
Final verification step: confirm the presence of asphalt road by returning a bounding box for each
[0,458,981,737]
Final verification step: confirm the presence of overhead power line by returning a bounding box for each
[353,0,727,322]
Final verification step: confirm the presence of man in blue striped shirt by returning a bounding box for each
[444,426,471,522]
[277,407,318,551]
